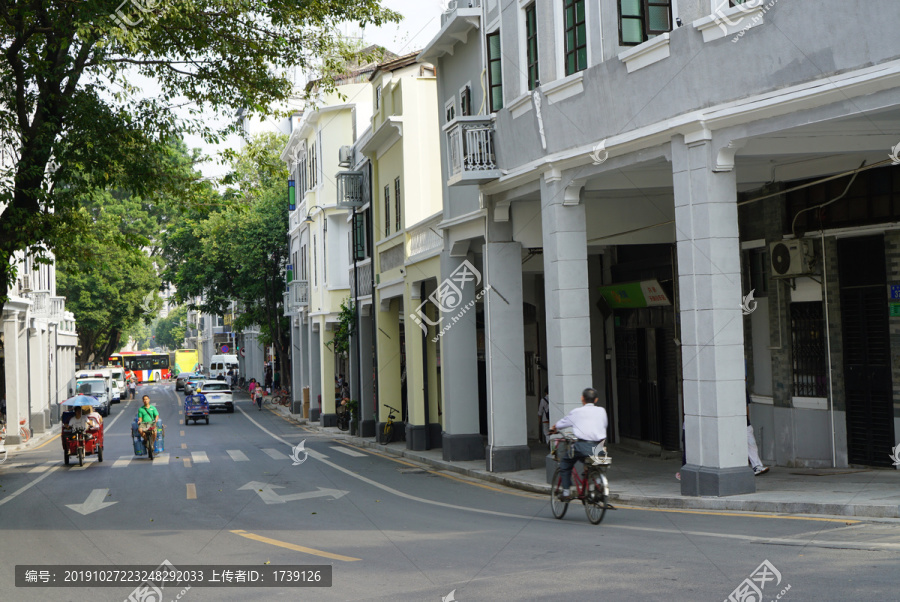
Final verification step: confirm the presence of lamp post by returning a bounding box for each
[352,206,361,435]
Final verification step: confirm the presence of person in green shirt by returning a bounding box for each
[137,395,159,431]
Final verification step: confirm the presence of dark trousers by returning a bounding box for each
[559,440,601,490]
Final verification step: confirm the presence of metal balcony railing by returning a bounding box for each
[445,116,500,185]
[349,261,373,299]
[335,171,365,208]
[290,280,309,309]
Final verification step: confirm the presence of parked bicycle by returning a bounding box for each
[0,418,30,444]
[380,404,400,444]
[549,435,612,525]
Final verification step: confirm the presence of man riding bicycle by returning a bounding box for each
[137,395,160,433]
[549,387,609,502]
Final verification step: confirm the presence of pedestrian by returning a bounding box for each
[747,390,769,475]
[537,388,550,444]
[225,370,233,389]
[128,378,137,401]
[273,369,280,391]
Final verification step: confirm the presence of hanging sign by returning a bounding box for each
[598,279,671,309]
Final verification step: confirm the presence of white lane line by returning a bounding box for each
[28,461,58,474]
[261,448,289,460]
[330,446,366,458]
[226,450,249,462]
[0,464,61,507]
[112,456,132,468]
[191,451,209,464]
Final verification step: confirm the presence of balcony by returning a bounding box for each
[335,171,365,208]
[27,290,50,316]
[419,0,482,62]
[289,279,309,309]
[444,116,501,186]
[407,222,443,259]
[349,261,373,299]
[50,296,65,320]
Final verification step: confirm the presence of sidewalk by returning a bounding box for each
[270,401,900,519]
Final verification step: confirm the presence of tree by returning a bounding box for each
[155,305,187,351]
[162,132,291,384]
[0,0,399,301]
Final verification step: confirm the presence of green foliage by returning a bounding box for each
[331,299,356,358]
[155,306,188,351]
[0,0,400,301]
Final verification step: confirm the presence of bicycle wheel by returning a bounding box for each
[380,422,393,444]
[78,447,84,467]
[584,471,608,525]
[146,435,155,460]
[550,468,569,519]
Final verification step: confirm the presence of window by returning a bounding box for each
[384,185,391,237]
[299,155,308,196]
[790,302,827,397]
[300,245,307,280]
[525,4,539,89]
[309,142,317,188]
[487,30,503,112]
[394,177,401,232]
[353,213,366,261]
[748,248,769,297]
[460,86,472,116]
[445,100,455,124]
[376,84,382,109]
[313,236,317,286]
[619,0,672,46]
[564,0,587,75]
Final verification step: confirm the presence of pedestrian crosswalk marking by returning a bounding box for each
[29,461,57,473]
[153,454,170,465]
[331,446,367,458]
[70,462,93,471]
[112,456,132,468]
[261,448,289,460]
[227,450,249,462]
[191,451,209,464]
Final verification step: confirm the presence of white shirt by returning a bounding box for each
[67,415,90,430]
[555,404,608,442]
[537,396,549,421]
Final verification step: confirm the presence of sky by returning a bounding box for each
[184,0,443,180]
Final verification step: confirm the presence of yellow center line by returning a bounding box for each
[28,433,60,451]
[179,420,184,425]
[186,483,197,500]
[615,505,861,523]
[180,430,185,437]
[230,530,360,562]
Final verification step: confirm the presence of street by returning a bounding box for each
[1,384,898,602]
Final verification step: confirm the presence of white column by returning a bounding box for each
[3,312,23,444]
[673,136,754,497]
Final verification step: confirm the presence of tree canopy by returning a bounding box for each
[0,0,399,300]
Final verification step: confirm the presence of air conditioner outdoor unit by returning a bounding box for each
[20,274,32,293]
[338,145,353,167]
[769,239,813,278]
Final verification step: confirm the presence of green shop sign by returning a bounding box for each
[598,279,671,309]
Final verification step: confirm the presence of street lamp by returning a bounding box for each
[303,205,325,224]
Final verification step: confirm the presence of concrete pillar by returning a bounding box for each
[309,325,322,422]
[540,174,593,424]
[484,241,530,471]
[673,136,754,497]
[403,283,429,450]
[358,312,376,437]
[376,298,402,431]
[3,312,23,444]
[439,252,484,460]
[319,323,336,426]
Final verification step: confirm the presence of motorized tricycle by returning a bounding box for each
[184,393,209,425]
[61,410,104,467]
[131,414,165,460]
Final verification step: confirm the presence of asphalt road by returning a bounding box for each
[1,383,898,602]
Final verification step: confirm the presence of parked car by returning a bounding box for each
[175,372,197,391]
[74,378,111,417]
[196,381,234,413]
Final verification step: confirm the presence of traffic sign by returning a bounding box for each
[221,344,230,353]
[240,347,245,358]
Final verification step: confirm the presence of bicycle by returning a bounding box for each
[335,403,350,431]
[272,388,291,407]
[549,436,611,525]
[0,418,30,444]
[380,404,400,444]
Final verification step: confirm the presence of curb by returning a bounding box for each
[273,408,900,520]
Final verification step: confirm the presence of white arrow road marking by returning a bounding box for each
[66,488,117,515]
[238,481,349,505]
[191,451,209,464]
[227,450,249,462]
[261,448,289,460]
[330,446,366,457]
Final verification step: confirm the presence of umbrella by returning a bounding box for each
[61,395,102,407]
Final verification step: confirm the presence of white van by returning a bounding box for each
[76,369,121,404]
[208,354,239,382]
[108,367,126,399]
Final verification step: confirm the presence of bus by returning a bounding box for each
[109,351,171,383]
[173,349,200,377]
